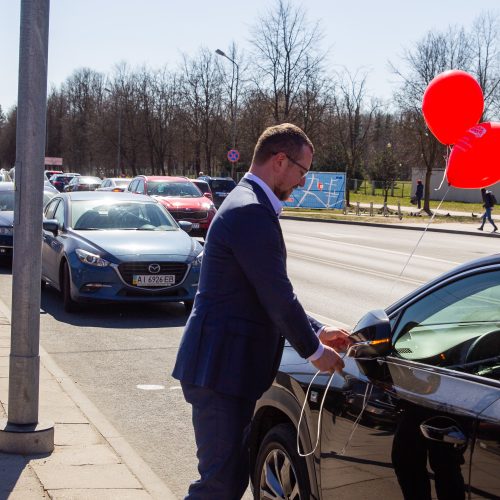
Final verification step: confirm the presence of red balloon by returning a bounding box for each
[447,122,500,188]
[422,70,484,145]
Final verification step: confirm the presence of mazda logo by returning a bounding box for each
[148,263,161,274]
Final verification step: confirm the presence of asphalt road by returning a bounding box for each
[0,220,498,498]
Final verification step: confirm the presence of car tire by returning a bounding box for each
[62,262,78,313]
[184,300,194,313]
[253,423,311,500]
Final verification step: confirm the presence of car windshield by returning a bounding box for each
[0,191,14,211]
[147,181,202,198]
[210,179,236,191]
[71,200,178,231]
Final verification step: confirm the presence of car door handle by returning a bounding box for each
[420,421,467,447]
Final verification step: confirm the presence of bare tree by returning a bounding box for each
[181,48,224,174]
[391,27,471,213]
[470,12,500,119]
[330,69,378,205]
[250,0,324,123]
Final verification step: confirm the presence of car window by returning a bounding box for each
[0,191,14,211]
[101,180,109,188]
[393,270,500,373]
[44,199,59,218]
[53,200,65,226]
[137,180,145,194]
[210,179,236,191]
[71,200,177,231]
[147,181,202,197]
[128,179,138,192]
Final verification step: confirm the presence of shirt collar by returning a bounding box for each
[243,172,283,216]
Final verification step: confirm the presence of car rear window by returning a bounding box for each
[0,191,14,211]
[210,180,236,191]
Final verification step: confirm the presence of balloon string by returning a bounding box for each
[435,145,452,191]
[398,185,451,280]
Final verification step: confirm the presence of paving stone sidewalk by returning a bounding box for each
[0,303,175,500]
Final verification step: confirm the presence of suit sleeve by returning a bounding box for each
[224,204,320,359]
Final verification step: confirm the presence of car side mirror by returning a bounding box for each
[348,309,392,358]
[204,193,213,200]
[43,219,59,235]
[178,220,193,233]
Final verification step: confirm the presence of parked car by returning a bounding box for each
[41,192,203,312]
[197,176,236,208]
[128,175,216,237]
[49,173,80,192]
[0,182,57,259]
[96,177,132,192]
[44,169,63,180]
[249,254,500,499]
[64,175,102,192]
[191,179,213,202]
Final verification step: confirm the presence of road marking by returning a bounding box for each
[305,310,351,330]
[288,251,425,286]
[287,232,461,265]
[136,384,165,391]
[169,386,182,391]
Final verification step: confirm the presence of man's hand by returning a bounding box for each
[319,326,352,353]
[311,345,345,374]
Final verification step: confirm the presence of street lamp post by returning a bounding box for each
[215,48,239,179]
[104,88,122,177]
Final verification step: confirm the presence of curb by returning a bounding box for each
[0,297,177,500]
[281,215,500,238]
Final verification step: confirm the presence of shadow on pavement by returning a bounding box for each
[40,285,189,330]
[0,452,50,499]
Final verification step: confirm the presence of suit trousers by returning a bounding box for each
[181,382,257,500]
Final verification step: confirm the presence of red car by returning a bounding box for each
[128,176,217,237]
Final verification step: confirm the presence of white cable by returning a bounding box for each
[297,368,336,457]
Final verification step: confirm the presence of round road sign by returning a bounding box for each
[227,149,240,163]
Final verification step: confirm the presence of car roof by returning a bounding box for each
[199,176,235,181]
[140,176,192,182]
[0,182,15,191]
[104,177,131,181]
[60,191,153,202]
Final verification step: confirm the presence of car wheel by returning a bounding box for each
[253,423,311,500]
[62,262,78,313]
[184,300,194,312]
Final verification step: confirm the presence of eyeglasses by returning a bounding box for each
[272,152,309,178]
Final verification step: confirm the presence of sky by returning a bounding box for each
[1,0,500,113]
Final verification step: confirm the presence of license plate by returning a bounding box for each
[132,274,175,286]
[191,223,200,229]
[216,192,228,197]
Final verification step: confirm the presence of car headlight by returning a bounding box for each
[0,227,13,235]
[191,251,203,267]
[202,203,215,210]
[75,248,110,267]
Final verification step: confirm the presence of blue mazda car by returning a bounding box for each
[41,192,203,312]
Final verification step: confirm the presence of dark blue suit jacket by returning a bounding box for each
[172,178,322,401]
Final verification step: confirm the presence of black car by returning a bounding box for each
[250,254,500,499]
[50,173,80,192]
[197,176,236,208]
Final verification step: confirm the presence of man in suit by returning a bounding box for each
[173,123,351,499]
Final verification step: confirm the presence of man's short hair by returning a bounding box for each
[252,123,314,165]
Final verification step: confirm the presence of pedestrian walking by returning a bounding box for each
[478,188,498,232]
[172,123,351,499]
[415,179,424,209]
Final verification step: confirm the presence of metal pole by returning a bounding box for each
[0,0,54,454]
[117,103,122,176]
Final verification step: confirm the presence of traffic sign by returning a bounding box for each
[227,149,240,163]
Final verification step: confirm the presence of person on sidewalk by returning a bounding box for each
[172,123,351,499]
[478,188,498,232]
[415,179,424,209]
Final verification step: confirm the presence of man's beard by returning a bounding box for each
[274,186,296,201]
